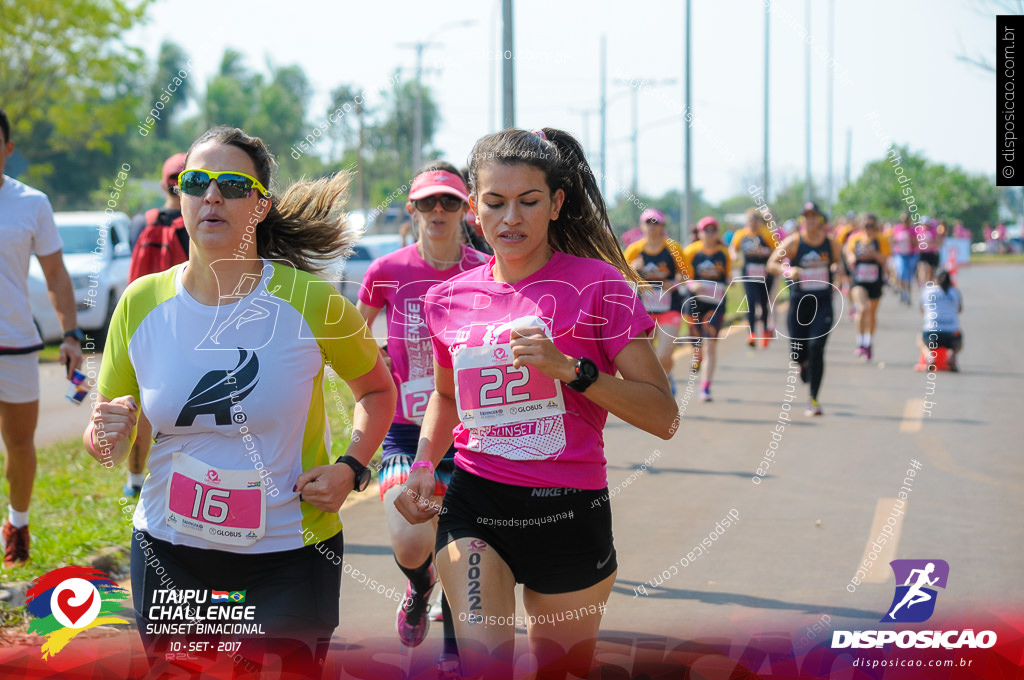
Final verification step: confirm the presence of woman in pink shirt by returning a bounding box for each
[396,128,678,677]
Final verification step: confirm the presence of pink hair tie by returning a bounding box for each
[531,129,547,140]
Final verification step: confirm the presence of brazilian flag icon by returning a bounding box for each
[229,591,247,603]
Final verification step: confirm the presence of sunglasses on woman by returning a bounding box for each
[412,195,464,213]
[177,169,270,199]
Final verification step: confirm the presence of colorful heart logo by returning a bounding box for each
[56,588,95,626]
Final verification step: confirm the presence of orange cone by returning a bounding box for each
[915,346,950,371]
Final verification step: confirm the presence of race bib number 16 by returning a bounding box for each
[453,344,566,428]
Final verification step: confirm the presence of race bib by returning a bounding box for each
[453,343,566,428]
[855,263,880,282]
[686,279,725,303]
[400,376,434,425]
[744,263,767,278]
[165,452,266,547]
[640,286,671,313]
[800,266,831,291]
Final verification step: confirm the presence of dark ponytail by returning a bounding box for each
[936,269,952,294]
[467,128,642,285]
[185,126,357,274]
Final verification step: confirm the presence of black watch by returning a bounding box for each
[566,357,599,393]
[335,455,371,492]
[63,328,84,342]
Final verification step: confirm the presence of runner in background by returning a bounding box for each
[356,162,487,660]
[0,108,84,568]
[729,208,776,348]
[623,209,690,394]
[835,210,858,322]
[889,212,918,306]
[846,213,890,360]
[123,153,187,498]
[767,202,844,416]
[917,217,943,285]
[682,217,732,402]
[396,127,677,679]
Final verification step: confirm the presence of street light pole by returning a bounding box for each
[502,0,515,128]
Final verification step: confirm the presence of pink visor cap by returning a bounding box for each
[409,170,469,202]
[640,208,666,224]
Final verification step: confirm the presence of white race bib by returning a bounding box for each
[400,376,434,425]
[165,452,266,547]
[800,266,831,291]
[855,263,880,282]
[640,286,671,313]
[453,343,566,428]
[745,263,767,278]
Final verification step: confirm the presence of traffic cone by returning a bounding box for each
[947,249,958,285]
[915,346,950,371]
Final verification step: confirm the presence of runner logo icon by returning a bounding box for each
[884,559,949,623]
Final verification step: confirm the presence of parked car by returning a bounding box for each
[325,234,403,301]
[29,211,132,343]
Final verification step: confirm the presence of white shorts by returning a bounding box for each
[0,352,40,403]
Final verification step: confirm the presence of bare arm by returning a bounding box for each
[767,234,798,278]
[37,249,83,377]
[295,354,397,512]
[395,362,461,524]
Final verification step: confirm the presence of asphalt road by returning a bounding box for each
[328,263,1024,667]
[5,264,1022,675]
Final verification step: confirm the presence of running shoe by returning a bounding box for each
[436,652,462,679]
[805,399,823,416]
[700,387,712,402]
[397,565,436,647]
[760,330,771,348]
[2,521,29,568]
[748,333,757,348]
[429,587,444,622]
[948,355,959,372]
[864,345,872,361]
[123,481,142,498]
[854,346,866,357]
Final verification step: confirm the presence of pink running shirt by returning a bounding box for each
[425,251,654,489]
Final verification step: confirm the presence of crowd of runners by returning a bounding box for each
[0,102,965,677]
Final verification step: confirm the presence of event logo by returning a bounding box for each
[884,559,949,623]
[26,566,130,659]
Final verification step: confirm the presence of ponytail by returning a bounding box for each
[936,269,952,294]
[185,126,358,274]
[467,128,642,285]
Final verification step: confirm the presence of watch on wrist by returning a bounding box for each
[63,328,84,342]
[335,455,371,492]
[566,357,599,393]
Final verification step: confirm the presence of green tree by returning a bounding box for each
[836,146,997,238]
[0,0,154,196]
[770,178,824,224]
[148,41,192,140]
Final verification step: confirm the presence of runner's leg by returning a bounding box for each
[0,400,38,513]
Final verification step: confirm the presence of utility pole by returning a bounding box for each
[826,0,835,215]
[600,34,607,199]
[804,0,812,202]
[614,77,676,224]
[683,0,693,242]
[502,0,515,128]
[763,4,770,205]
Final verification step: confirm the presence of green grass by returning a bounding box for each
[0,375,374,590]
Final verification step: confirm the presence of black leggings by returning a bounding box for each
[788,293,834,400]
[743,276,775,331]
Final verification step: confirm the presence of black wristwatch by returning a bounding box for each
[566,357,599,393]
[63,328,84,342]
[335,455,371,492]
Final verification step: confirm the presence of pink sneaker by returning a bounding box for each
[396,565,436,647]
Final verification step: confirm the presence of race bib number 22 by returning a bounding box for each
[453,344,566,428]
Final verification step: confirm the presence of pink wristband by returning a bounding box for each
[85,421,107,456]
[410,460,434,475]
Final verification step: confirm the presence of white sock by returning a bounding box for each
[129,472,146,488]
[864,333,872,346]
[856,333,865,346]
[8,505,29,529]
